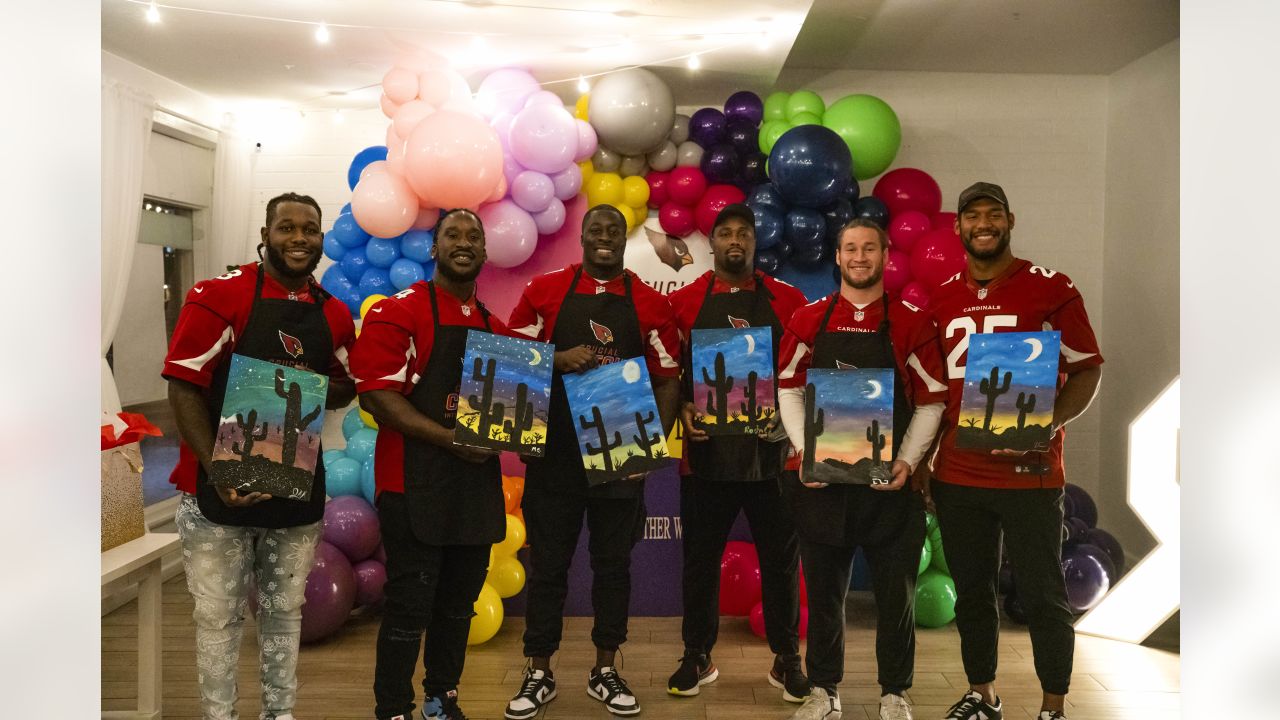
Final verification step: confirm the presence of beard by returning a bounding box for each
[720,251,750,274]
[841,264,883,290]
[961,228,1012,260]
[437,258,483,283]
[264,243,321,279]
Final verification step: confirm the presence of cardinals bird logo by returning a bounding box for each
[727,315,750,329]
[589,319,615,345]
[835,359,858,370]
[278,330,304,358]
[644,226,694,272]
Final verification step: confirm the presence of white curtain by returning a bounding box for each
[210,130,254,271]
[101,79,155,414]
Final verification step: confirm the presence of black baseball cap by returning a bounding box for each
[712,203,755,233]
[957,182,1010,213]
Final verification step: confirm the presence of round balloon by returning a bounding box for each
[467,583,504,645]
[852,196,890,229]
[873,168,944,217]
[592,146,621,173]
[511,171,556,213]
[700,144,739,184]
[694,184,746,237]
[550,166,583,201]
[340,251,370,285]
[478,200,537,268]
[670,113,691,145]
[675,141,704,168]
[400,229,434,263]
[323,232,347,262]
[785,90,825,121]
[475,67,540,119]
[646,171,671,208]
[487,555,526,598]
[763,92,789,121]
[405,110,503,209]
[900,281,931,309]
[688,107,727,148]
[587,68,675,155]
[585,172,624,207]
[389,258,426,290]
[300,541,357,643]
[325,456,363,498]
[364,236,401,268]
[888,210,932,254]
[740,152,767,186]
[753,205,784,250]
[509,102,578,174]
[574,119,598,162]
[532,198,566,235]
[914,569,958,628]
[1062,544,1112,613]
[353,559,388,607]
[347,146,389,191]
[784,207,826,249]
[719,541,762,616]
[330,213,371,250]
[882,248,913,296]
[822,94,902,181]
[1064,483,1099,528]
[666,166,708,207]
[618,154,648,178]
[724,90,764,125]
[820,198,855,242]
[755,247,783,274]
[359,267,394,298]
[659,201,696,238]
[646,140,678,172]
[768,125,852,209]
[910,227,967,288]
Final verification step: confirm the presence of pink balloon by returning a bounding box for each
[695,184,746,237]
[749,601,767,639]
[360,160,388,182]
[478,199,538,268]
[509,102,578,173]
[511,170,555,213]
[888,210,932,255]
[532,197,566,235]
[666,166,708,207]
[418,68,468,107]
[873,168,943,217]
[900,281,931,309]
[574,119,598,162]
[393,99,435,139]
[882,247,913,295]
[933,211,958,233]
[412,206,440,230]
[646,170,670,208]
[385,125,400,149]
[351,170,419,239]
[719,540,762,616]
[487,175,508,204]
[476,68,541,119]
[549,166,582,201]
[379,93,400,120]
[405,109,503,209]
[910,226,968,288]
[659,201,696,238]
[385,138,407,177]
[382,67,419,105]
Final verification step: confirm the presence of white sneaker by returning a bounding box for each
[789,686,841,720]
[1037,712,1067,720]
[879,692,913,720]
[586,666,640,716]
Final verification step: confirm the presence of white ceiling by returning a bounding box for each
[101,0,1178,111]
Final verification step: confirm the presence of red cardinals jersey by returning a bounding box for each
[162,262,356,493]
[507,263,681,378]
[668,270,808,345]
[927,258,1103,489]
[349,281,514,495]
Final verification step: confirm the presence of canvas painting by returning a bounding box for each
[690,327,776,436]
[802,368,895,485]
[562,357,671,485]
[211,354,328,500]
[454,330,554,456]
[957,330,1061,452]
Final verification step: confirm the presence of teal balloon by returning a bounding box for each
[918,541,932,577]
[326,457,363,498]
[915,569,958,628]
[346,427,379,461]
[821,94,901,181]
[360,457,376,505]
[342,406,366,440]
[322,449,345,467]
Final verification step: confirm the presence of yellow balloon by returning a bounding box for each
[613,203,636,232]
[621,176,650,209]
[579,160,595,185]
[466,583,504,645]
[358,408,379,430]
[360,293,388,319]
[575,93,590,121]
[495,514,526,557]
[487,555,526,598]
[585,172,623,207]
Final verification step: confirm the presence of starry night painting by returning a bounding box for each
[210,354,328,501]
[691,327,776,436]
[454,330,553,456]
[562,357,671,486]
[957,330,1061,452]
[802,368,895,485]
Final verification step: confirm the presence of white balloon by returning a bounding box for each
[587,68,675,156]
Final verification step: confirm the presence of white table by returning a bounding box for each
[102,532,181,720]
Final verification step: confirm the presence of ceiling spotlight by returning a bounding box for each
[577,75,590,94]
[145,1,160,24]
[687,54,701,70]
[758,30,772,51]
[314,22,330,44]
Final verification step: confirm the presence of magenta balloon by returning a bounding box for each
[404,109,503,209]
[888,210,932,255]
[322,495,382,563]
[900,281,931,309]
[353,559,388,607]
[479,199,538,268]
[550,166,582,201]
[350,171,419,239]
[883,247,913,295]
[511,170,555,213]
[910,226,968,288]
[300,541,356,643]
[574,119,598,162]
[533,197,566,235]
[873,168,943,217]
[475,68,540,118]
[374,542,388,565]
[508,102,578,173]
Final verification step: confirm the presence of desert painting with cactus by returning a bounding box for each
[563,357,671,486]
[454,330,554,457]
[210,354,329,501]
[690,327,777,436]
[957,330,1061,452]
[802,368,895,485]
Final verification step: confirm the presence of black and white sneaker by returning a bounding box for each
[504,666,557,719]
[1036,712,1067,720]
[667,650,719,696]
[768,653,811,703]
[587,666,641,716]
[943,690,1003,719]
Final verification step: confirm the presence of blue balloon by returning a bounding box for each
[785,207,826,249]
[365,237,402,268]
[755,247,783,274]
[821,198,855,242]
[323,232,347,262]
[776,239,795,258]
[341,250,371,284]
[360,457,377,505]
[789,240,830,270]
[852,196,889,229]
[400,229,435,263]
[358,267,394,297]
[326,457,363,498]
[347,146,388,190]
[842,176,861,204]
[389,258,426,290]
[321,265,354,299]
[322,449,346,467]
[346,427,379,461]
[341,202,352,215]
[342,406,366,440]
[330,213,371,249]
[340,288,364,318]
[745,183,786,213]
[767,125,853,209]
[753,205,784,251]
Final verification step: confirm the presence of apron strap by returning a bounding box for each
[816,293,840,338]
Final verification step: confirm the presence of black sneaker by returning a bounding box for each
[1035,713,1067,720]
[943,690,1003,719]
[768,653,810,703]
[667,650,719,696]
[421,689,468,720]
[504,666,557,719]
[587,666,640,716]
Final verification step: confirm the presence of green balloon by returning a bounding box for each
[759,120,791,155]
[763,92,790,122]
[925,511,939,534]
[822,93,902,181]
[915,569,957,628]
[786,90,825,121]
[918,541,933,577]
[789,111,823,127]
[927,523,943,555]
[931,542,949,575]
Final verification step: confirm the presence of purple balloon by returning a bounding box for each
[725,119,759,155]
[509,102,578,173]
[373,542,387,565]
[1064,483,1098,528]
[1062,516,1090,544]
[511,170,555,213]
[301,541,356,643]
[574,119,598,162]
[1084,527,1124,574]
[532,197,566,235]
[503,155,524,187]
[740,152,767,186]
[689,107,727,148]
[353,559,388,607]
[550,166,582,201]
[724,90,764,125]
[1061,543,1113,613]
[322,496,381,563]
[700,144,740,184]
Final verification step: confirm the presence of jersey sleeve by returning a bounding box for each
[350,295,419,394]
[636,288,681,378]
[161,282,240,388]
[1045,277,1104,373]
[324,299,357,383]
[506,279,547,340]
[777,304,820,390]
[902,312,949,405]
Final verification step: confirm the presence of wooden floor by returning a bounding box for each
[103,576,1179,720]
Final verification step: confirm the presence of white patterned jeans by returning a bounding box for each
[176,493,320,720]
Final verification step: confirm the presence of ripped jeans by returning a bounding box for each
[372,492,490,720]
[175,493,321,720]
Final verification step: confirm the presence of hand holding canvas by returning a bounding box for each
[680,401,710,443]
[870,459,911,491]
[555,345,598,373]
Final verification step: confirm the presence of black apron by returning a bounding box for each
[401,281,505,546]
[196,265,331,529]
[787,294,917,547]
[686,272,786,482]
[525,267,647,500]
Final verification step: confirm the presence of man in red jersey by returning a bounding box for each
[350,209,512,720]
[664,203,810,702]
[776,219,949,720]
[503,204,681,719]
[924,183,1103,720]
[163,192,356,720]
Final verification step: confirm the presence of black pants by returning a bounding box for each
[521,486,646,657]
[373,492,491,719]
[931,481,1074,695]
[680,474,800,657]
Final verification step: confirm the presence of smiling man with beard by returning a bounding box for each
[351,209,514,720]
[162,192,357,720]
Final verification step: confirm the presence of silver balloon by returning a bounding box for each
[646,141,678,172]
[669,114,690,145]
[592,146,621,173]
[587,68,675,156]
[619,154,649,178]
[676,140,704,167]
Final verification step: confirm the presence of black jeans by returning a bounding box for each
[931,481,1074,695]
[373,492,491,719]
[521,486,646,657]
[680,474,800,657]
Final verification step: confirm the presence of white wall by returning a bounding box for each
[113,243,169,405]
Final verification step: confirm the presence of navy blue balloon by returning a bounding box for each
[725,119,759,156]
[321,264,354,299]
[340,249,371,284]
[775,239,795,258]
[330,213,371,249]
[689,107,727,148]
[365,236,402,269]
[753,205,784,250]
[723,91,764,125]
[852,196,889,229]
[755,247,783,275]
[323,232,347,262]
[358,267,394,297]
[767,125,853,209]
[347,146,388,190]
[821,198,855,242]
[789,241,829,271]
[785,207,826,249]
[746,183,786,213]
[400,229,434,263]
[740,152,767,186]
[700,144,740,184]
[842,176,861,204]
[389,258,426,290]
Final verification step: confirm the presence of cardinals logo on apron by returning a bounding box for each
[590,319,615,345]
[278,330,304,358]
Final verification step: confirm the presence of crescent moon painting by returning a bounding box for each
[1023,337,1043,362]
[866,379,883,399]
[529,347,542,366]
[744,334,756,354]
